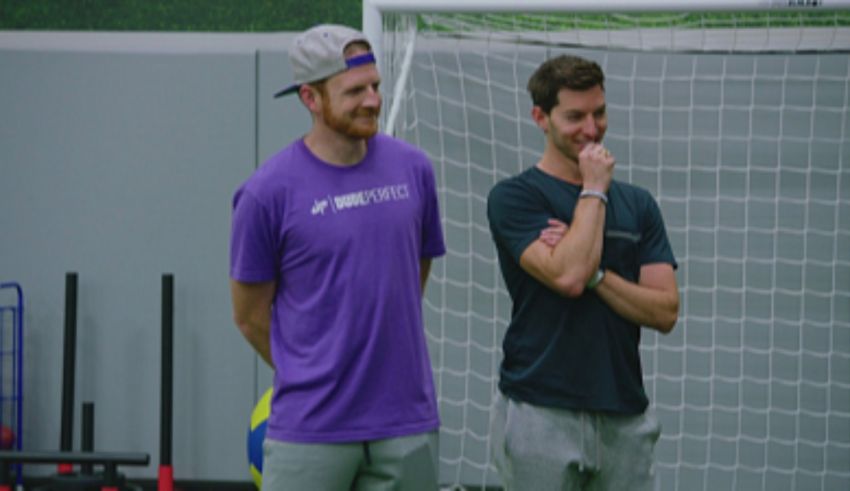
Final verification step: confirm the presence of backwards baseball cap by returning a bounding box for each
[274,24,375,98]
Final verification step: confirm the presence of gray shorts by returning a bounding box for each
[261,431,439,491]
[490,393,661,491]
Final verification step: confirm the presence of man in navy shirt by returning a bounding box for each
[487,54,679,490]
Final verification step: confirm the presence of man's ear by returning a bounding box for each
[531,105,549,132]
[299,85,321,113]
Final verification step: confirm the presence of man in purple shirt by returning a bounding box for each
[230,24,445,490]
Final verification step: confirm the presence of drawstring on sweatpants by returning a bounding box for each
[579,412,586,472]
[579,412,602,472]
[596,413,601,469]
[362,442,373,465]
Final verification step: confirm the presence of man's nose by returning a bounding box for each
[362,86,381,108]
[581,115,598,139]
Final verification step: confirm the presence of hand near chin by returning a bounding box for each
[578,143,615,192]
[539,218,569,248]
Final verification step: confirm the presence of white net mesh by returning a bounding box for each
[379,10,850,491]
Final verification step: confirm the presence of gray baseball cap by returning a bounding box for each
[274,24,375,98]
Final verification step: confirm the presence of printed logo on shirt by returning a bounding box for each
[315,183,410,215]
[311,199,329,215]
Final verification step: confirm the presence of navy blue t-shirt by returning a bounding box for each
[487,166,677,414]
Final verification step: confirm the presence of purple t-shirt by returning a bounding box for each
[230,133,446,443]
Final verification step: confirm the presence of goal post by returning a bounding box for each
[363,2,850,490]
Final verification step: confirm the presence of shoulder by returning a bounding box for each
[489,169,538,202]
[238,141,302,200]
[371,133,429,164]
[257,140,304,180]
[369,134,438,189]
[487,170,547,224]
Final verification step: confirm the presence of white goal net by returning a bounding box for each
[366,2,850,490]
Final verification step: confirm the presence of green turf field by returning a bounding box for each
[2,1,848,31]
[0,0,362,31]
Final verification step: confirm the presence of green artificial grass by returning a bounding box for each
[1,1,847,32]
[0,0,362,31]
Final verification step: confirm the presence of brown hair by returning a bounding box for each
[309,80,328,98]
[527,55,605,114]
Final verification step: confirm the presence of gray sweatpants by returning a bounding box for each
[490,393,661,491]
[261,431,439,491]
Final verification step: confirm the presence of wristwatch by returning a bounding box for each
[586,269,605,290]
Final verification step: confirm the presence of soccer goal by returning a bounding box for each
[363,1,850,490]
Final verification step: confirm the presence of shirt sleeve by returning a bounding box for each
[639,193,678,269]
[230,188,279,283]
[487,179,551,263]
[419,160,447,259]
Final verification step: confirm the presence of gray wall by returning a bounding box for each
[0,32,293,481]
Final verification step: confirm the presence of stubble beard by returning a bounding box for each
[323,104,380,139]
[550,128,580,167]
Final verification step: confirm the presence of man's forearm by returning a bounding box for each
[231,279,277,368]
[238,320,274,368]
[548,197,606,290]
[594,269,679,333]
[420,258,433,297]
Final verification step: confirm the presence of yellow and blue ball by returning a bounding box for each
[247,387,272,489]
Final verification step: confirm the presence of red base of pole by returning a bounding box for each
[158,465,174,491]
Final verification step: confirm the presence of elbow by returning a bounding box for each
[234,311,271,339]
[233,313,254,338]
[552,274,587,298]
[655,300,680,334]
[234,319,251,338]
[655,315,678,334]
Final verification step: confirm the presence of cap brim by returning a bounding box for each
[274,84,300,98]
[274,53,375,98]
